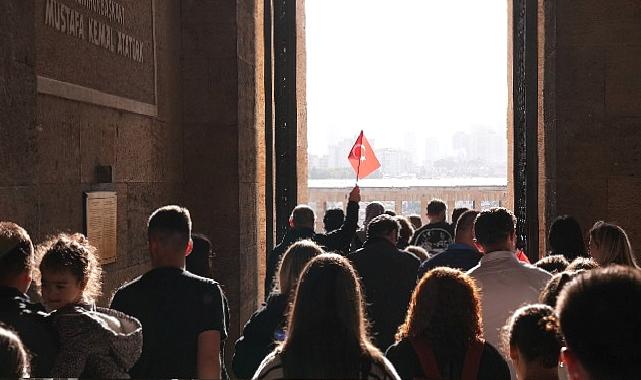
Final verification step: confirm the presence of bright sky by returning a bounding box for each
[306,0,508,157]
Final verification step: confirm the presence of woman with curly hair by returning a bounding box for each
[386,268,509,380]
[253,253,399,379]
[37,233,142,378]
[501,304,563,380]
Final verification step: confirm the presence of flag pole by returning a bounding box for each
[355,130,363,185]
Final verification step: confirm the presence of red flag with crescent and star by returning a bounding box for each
[348,130,381,180]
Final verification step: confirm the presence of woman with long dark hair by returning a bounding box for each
[386,268,509,380]
[253,254,399,379]
[547,215,587,261]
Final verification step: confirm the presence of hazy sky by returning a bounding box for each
[306,0,508,156]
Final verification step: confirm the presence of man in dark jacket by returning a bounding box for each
[417,210,481,278]
[0,222,57,377]
[411,199,454,256]
[349,214,420,351]
[265,186,360,294]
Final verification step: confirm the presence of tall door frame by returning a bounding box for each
[512,0,539,260]
[265,0,540,258]
[264,0,299,249]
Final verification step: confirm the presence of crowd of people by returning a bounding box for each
[1,206,228,379]
[1,186,641,379]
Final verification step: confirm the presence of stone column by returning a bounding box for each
[180,0,266,362]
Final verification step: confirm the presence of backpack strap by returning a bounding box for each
[461,338,485,380]
[410,336,443,380]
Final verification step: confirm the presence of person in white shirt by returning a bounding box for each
[467,208,551,379]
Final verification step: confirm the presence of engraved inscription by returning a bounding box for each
[85,192,118,264]
[44,0,144,63]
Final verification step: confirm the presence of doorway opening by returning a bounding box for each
[264,0,539,260]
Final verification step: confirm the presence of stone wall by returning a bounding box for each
[0,1,266,363]
[30,0,184,304]
[179,0,267,356]
[540,0,641,255]
[0,1,38,244]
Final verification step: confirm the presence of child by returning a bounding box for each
[502,304,563,380]
[37,233,142,378]
[0,323,30,378]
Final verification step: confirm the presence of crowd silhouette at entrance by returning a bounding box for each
[2,186,641,379]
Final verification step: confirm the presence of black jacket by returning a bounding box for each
[0,286,58,377]
[417,243,482,279]
[265,201,359,293]
[348,238,420,351]
[410,221,454,255]
[232,293,289,379]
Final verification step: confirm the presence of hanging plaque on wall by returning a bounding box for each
[85,191,117,264]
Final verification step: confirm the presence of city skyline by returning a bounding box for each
[306,0,508,176]
[309,127,507,179]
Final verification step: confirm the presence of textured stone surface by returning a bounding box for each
[0,1,37,188]
[3,0,264,368]
[35,0,156,103]
[608,177,641,253]
[180,0,267,366]
[540,0,641,255]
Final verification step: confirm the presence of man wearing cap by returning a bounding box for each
[0,222,57,376]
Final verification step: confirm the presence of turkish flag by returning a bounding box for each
[348,131,381,180]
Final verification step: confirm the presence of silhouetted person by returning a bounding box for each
[467,208,551,379]
[323,208,344,233]
[535,254,569,274]
[539,270,585,308]
[352,201,385,250]
[588,221,638,268]
[265,186,360,294]
[411,199,454,255]
[408,214,422,230]
[233,241,323,379]
[451,207,469,227]
[186,233,214,278]
[0,324,30,378]
[502,304,562,380]
[0,222,57,377]
[349,214,420,350]
[386,268,510,380]
[405,246,429,262]
[395,216,414,250]
[547,215,587,262]
[253,254,400,379]
[111,205,230,379]
[418,210,481,277]
[557,266,641,379]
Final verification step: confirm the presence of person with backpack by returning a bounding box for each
[386,267,510,380]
